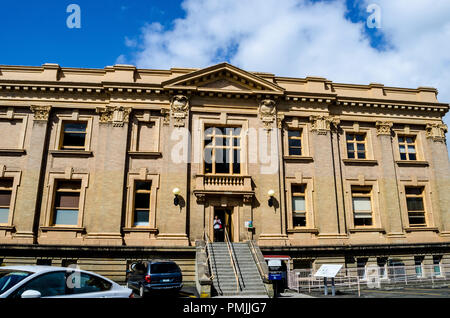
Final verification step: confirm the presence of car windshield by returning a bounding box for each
[0,270,32,294]
[151,263,179,274]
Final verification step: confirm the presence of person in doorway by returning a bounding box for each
[213,215,223,242]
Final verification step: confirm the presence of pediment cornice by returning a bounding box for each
[161,63,285,95]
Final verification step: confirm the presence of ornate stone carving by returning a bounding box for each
[376,121,393,136]
[309,115,340,135]
[30,105,52,121]
[160,108,170,126]
[170,95,190,127]
[243,194,253,205]
[426,122,447,142]
[96,106,131,127]
[96,106,115,123]
[259,99,277,129]
[276,114,285,129]
[195,193,206,204]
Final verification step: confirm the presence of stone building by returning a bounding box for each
[0,62,449,283]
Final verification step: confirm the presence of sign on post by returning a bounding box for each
[314,264,343,296]
[314,264,343,278]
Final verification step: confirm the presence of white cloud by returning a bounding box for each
[122,0,450,147]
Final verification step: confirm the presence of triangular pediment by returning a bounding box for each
[162,63,284,94]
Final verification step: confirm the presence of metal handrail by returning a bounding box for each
[203,230,214,280]
[224,227,241,293]
[247,236,268,282]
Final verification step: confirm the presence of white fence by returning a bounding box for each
[288,264,450,295]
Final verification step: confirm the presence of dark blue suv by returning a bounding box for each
[126,260,183,297]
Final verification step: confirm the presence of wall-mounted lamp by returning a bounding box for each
[173,188,181,206]
[268,189,275,207]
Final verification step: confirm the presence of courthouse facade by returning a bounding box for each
[0,62,449,281]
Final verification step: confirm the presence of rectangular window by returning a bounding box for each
[292,185,306,227]
[61,122,87,150]
[377,258,388,279]
[414,256,424,278]
[357,258,368,279]
[352,187,373,226]
[398,136,417,160]
[287,130,302,156]
[53,180,81,226]
[405,187,426,227]
[433,256,442,276]
[346,133,366,159]
[133,181,151,226]
[0,179,13,224]
[204,127,241,175]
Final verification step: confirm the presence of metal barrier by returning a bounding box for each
[288,264,450,296]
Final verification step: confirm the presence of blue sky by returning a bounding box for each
[0,1,185,68]
[1,1,448,153]
[0,0,380,69]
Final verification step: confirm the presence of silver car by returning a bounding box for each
[0,266,133,298]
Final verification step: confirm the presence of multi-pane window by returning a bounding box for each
[346,133,366,159]
[133,181,151,226]
[53,180,81,226]
[0,179,13,224]
[405,187,426,227]
[352,187,373,226]
[287,130,302,156]
[61,122,87,150]
[398,136,417,160]
[292,185,306,227]
[204,127,241,175]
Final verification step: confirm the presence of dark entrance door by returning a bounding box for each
[214,208,232,242]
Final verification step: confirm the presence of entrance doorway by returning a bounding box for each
[214,207,233,242]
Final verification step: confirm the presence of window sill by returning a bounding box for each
[283,156,314,163]
[287,228,319,234]
[122,227,158,233]
[49,150,93,157]
[0,149,26,156]
[40,226,85,232]
[349,227,385,233]
[0,225,15,231]
[405,227,439,232]
[395,160,429,167]
[342,159,378,166]
[127,151,162,158]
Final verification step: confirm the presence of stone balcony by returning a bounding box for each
[193,174,254,203]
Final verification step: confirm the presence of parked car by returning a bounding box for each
[0,266,134,298]
[126,260,183,297]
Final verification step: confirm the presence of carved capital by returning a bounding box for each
[376,121,393,136]
[426,122,447,142]
[96,106,131,127]
[30,105,52,121]
[259,99,277,130]
[170,95,190,127]
[310,115,340,135]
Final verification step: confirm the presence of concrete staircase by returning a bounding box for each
[208,242,268,297]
